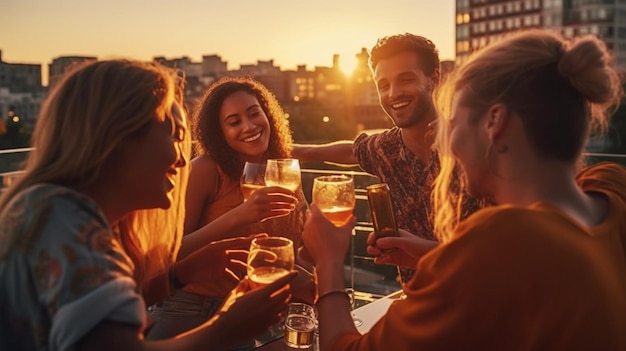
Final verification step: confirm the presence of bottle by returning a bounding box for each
[366,183,398,239]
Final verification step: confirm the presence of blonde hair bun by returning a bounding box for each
[558,36,620,104]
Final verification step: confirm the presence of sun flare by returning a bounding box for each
[339,56,358,76]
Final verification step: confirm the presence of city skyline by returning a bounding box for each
[2,0,456,85]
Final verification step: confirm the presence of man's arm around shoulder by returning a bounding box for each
[292,140,358,165]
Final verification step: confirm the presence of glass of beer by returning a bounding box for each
[312,174,355,226]
[284,302,317,349]
[247,236,294,288]
[241,162,266,201]
[265,158,301,192]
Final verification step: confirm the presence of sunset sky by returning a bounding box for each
[2,0,455,84]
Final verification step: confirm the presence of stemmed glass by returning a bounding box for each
[247,236,295,288]
[311,174,362,326]
[312,175,355,226]
[241,162,266,201]
[265,159,301,192]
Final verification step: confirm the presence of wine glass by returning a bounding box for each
[311,174,361,326]
[265,159,301,192]
[241,162,266,201]
[247,236,294,288]
[345,287,363,327]
[312,174,355,227]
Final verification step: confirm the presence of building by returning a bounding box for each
[235,59,289,102]
[346,48,389,131]
[153,55,205,106]
[48,55,96,90]
[0,50,42,93]
[455,0,626,69]
[0,50,46,124]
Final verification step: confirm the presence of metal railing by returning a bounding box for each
[2,148,626,299]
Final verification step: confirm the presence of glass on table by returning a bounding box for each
[265,158,301,192]
[284,302,317,349]
[247,236,294,288]
[241,162,266,201]
[312,174,355,227]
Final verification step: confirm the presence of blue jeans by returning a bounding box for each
[146,290,255,350]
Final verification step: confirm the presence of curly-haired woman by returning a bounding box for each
[147,76,311,343]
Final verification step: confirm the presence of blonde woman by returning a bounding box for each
[0,59,295,350]
[303,29,626,350]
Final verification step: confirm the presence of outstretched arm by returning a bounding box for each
[292,141,358,165]
[77,272,297,351]
[142,235,257,305]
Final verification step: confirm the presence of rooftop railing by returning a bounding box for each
[2,147,626,302]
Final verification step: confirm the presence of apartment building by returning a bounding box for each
[456,0,626,69]
[48,55,97,90]
[0,50,46,124]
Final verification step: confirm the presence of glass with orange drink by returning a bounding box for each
[241,162,266,201]
[312,174,355,226]
[247,236,294,288]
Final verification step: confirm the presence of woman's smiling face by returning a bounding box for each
[219,90,271,161]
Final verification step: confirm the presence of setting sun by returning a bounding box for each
[339,55,358,77]
[2,1,455,84]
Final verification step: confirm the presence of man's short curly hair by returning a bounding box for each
[369,33,440,77]
[192,76,293,180]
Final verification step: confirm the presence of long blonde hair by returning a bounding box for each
[0,59,191,286]
[433,29,622,243]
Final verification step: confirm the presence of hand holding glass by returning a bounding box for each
[241,162,266,201]
[247,237,294,288]
[265,159,301,192]
[312,175,355,226]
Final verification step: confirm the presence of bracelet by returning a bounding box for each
[168,266,186,290]
[315,289,350,305]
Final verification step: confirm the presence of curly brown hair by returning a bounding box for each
[192,76,293,180]
[369,33,440,77]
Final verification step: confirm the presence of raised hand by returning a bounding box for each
[301,203,356,266]
[290,261,317,304]
[175,234,267,296]
[210,271,297,344]
[239,186,298,223]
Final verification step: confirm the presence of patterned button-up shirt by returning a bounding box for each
[354,127,483,282]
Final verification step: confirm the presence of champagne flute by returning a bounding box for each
[247,236,294,288]
[241,162,266,201]
[311,174,355,227]
[265,158,301,192]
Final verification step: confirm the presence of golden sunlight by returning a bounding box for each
[339,55,358,76]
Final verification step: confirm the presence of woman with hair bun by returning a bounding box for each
[302,29,626,350]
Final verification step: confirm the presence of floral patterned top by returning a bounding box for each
[0,184,146,351]
[354,127,483,282]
